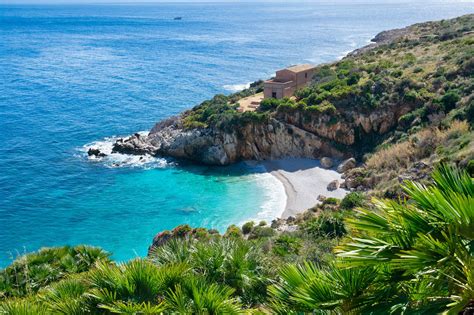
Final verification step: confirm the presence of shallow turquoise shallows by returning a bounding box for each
[1,1,473,267]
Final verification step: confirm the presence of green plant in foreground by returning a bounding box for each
[337,164,474,313]
[340,192,365,210]
[268,262,378,314]
[0,245,110,299]
[269,165,473,314]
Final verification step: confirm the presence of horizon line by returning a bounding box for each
[2,0,472,5]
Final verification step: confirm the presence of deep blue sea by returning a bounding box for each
[1,1,473,267]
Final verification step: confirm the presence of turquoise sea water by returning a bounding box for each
[1,1,473,267]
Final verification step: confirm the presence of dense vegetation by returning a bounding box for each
[183,15,473,133]
[2,14,473,314]
[1,165,473,314]
[179,15,474,196]
[181,81,269,130]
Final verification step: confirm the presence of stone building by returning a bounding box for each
[263,64,316,99]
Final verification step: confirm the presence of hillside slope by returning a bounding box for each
[2,15,474,314]
[109,14,473,170]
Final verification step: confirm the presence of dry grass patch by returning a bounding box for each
[366,120,469,171]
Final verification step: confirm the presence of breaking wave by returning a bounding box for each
[223,82,251,92]
[80,132,171,169]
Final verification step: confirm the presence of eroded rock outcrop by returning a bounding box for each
[113,116,346,165]
[275,103,413,147]
[111,96,416,166]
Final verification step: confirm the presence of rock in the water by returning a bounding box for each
[317,194,327,202]
[112,134,157,156]
[327,180,340,191]
[87,148,106,157]
[337,158,356,173]
[320,157,333,169]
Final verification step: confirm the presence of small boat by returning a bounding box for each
[174,17,182,20]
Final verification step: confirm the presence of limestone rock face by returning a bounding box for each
[337,158,356,173]
[111,91,414,166]
[113,116,345,165]
[320,157,334,169]
[112,133,157,156]
[275,101,412,147]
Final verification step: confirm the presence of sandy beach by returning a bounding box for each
[263,158,348,218]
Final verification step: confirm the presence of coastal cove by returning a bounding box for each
[262,159,347,218]
[1,1,474,268]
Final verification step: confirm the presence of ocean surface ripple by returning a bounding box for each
[1,1,472,266]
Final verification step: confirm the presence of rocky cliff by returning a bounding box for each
[112,116,346,165]
[111,102,413,165]
[103,14,472,166]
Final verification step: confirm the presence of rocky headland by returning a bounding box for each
[107,26,415,166]
[89,14,473,196]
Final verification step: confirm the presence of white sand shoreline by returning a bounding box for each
[262,158,348,218]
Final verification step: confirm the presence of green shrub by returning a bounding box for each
[413,67,424,73]
[403,89,421,103]
[272,235,302,256]
[320,100,337,113]
[399,111,417,128]
[192,227,210,240]
[242,221,254,234]
[440,90,460,112]
[322,197,339,205]
[466,160,474,177]
[347,73,361,85]
[340,192,365,210]
[305,100,337,115]
[294,87,312,99]
[390,69,403,78]
[0,246,110,298]
[259,98,281,111]
[224,225,242,238]
[248,226,275,240]
[172,224,192,237]
[302,212,346,238]
[465,99,474,124]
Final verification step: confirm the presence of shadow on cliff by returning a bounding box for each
[171,157,333,178]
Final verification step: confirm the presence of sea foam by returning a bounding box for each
[236,163,287,226]
[223,82,251,92]
[81,132,171,169]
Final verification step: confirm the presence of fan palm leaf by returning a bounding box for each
[336,164,474,312]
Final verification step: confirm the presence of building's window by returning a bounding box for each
[272,92,277,98]
[305,72,308,78]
